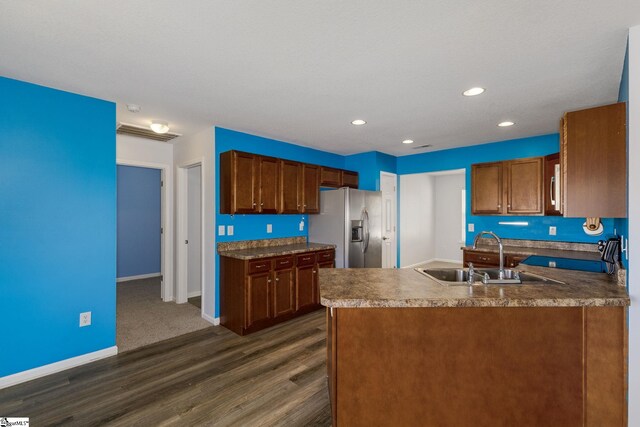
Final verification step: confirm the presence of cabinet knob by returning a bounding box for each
[304,204,307,208]
[497,204,501,209]
[275,277,280,282]
[507,204,511,208]
[260,202,264,206]
[252,202,256,207]
[313,270,317,274]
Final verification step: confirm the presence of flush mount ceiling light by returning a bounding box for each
[462,87,485,96]
[150,120,170,134]
[402,139,414,144]
[497,121,515,127]
[351,119,367,126]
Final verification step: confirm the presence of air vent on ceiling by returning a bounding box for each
[116,122,182,142]
[411,144,432,149]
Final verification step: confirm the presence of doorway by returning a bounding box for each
[380,172,398,268]
[186,165,203,309]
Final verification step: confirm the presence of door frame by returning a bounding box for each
[380,171,398,268]
[176,158,205,313]
[116,159,174,302]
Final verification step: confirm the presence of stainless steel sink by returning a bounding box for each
[414,267,564,286]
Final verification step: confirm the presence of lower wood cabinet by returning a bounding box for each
[463,249,527,268]
[221,249,335,335]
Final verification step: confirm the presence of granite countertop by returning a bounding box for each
[218,242,336,260]
[318,265,629,308]
[463,244,602,261]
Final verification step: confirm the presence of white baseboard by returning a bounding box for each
[202,313,220,325]
[188,290,202,298]
[0,346,118,389]
[116,273,162,283]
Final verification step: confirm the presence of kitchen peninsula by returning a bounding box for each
[320,266,629,426]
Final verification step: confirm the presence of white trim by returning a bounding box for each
[116,272,162,283]
[0,346,118,389]
[117,158,174,302]
[380,171,398,268]
[176,158,205,306]
[202,313,220,326]
[188,290,202,298]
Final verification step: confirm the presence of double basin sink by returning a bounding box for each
[415,267,564,286]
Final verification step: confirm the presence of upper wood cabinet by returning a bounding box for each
[221,150,359,214]
[279,160,301,213]
[471,162,504,214]
[560,102,627,218]
[300,164,320,213]
[471,157,543,215]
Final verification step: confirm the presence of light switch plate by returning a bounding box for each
[267,224,272,233]
[218,225,226,236]
[468,223,475,232]
[227,225,234,236]
[549,226,557,236]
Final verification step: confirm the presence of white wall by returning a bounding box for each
[173,128,216,323]
[628,24,639,426]
[400,173,435,267]
[116,134,174,301]
[434,173,465,262]
[187,165,202,297]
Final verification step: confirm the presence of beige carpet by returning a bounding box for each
[117,277,212,353]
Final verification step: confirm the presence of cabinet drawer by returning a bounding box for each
[317,250,335,262]
[463,251,501,266]
[248,259,271,274]
[274,256,294,270]
[297,253,317,267]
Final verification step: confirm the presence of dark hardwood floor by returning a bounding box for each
[0,310,331,427]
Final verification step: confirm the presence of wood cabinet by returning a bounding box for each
[280,160,301,213]
[560,102,627,218]
[221,150,359,214]
[300,164,320,214]
[220,249,334,335]
[505,254,528,268]
[471,157,543,215]
[544,153,562,216]
[463,249,527,268]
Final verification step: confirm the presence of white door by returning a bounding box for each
[187,165,202,298]
[380,172,398,268]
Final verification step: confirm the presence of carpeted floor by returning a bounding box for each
[117,277,212,353]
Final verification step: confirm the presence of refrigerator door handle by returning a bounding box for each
[363,209,370,253]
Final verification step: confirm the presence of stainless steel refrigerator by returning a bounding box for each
[308,188,382,268]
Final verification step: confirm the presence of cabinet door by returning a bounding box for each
[301,164,320,214]
[233,151,258,213]
[471,162,503,214]
[258,156,280,213]
[296,265,316,310]
[246,272,271,328]
[562,102,626,218]
[320,167,342,187]
[505,255,528,268]
[506,157,543,215]
[280,160,301,213]
[463,250,502,267]
[544,153,562,216]
[273,268,295,317]
[342,171,359,188]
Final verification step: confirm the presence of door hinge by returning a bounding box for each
[161,180,164,187]
[185,240,189,244]
[161,227,164,234]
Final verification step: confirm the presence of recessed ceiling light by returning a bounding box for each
[497,121,515,127]
[402,139,414,144]
[463,87,485,97]
[150,120,170,134]
[351,119,366,126]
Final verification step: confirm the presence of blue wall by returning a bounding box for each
[117,165,161,278]
[344,151,397,191]
[616,39,630,268]
[0,77,116,377]
[396,133,617,248]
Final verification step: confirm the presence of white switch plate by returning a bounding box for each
[468,223,475,232]
[549,226,557,236]
[267,224,272,233]
[80,311,92,327]
[218,225,226,236]
[227,225,234,236]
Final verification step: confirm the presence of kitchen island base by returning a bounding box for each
[327,306,626,426]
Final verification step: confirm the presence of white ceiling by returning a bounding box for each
[1,1,638,155]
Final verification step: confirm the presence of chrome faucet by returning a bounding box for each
[473,231,505,280]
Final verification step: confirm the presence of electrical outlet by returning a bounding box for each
[80,311,92,327]
[218,225,226,236]
[468,223,475,232]
[267,224,272,233]
[549,226,557,236]
[227,225,234,236]
[548,261,557,268]
[299,221,304,231]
